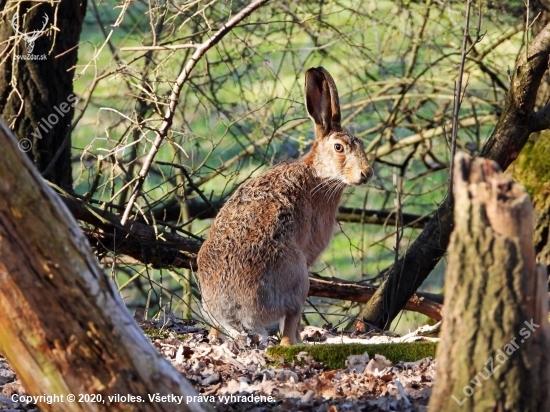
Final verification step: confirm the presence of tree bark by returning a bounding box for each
[508,133,550,276]
[0,0,86,190]
[510,1,550,275]
[355,22,550,331]
[429,155,550,412]
[0,122,209,411]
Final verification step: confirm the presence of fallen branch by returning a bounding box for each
[158,198,431,228]
[56,191,444,320]
[308,274,442,321]
[57,189,200,269]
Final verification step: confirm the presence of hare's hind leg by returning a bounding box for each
[280,312,302,346]
[278,262,309,346]
[295,319,302,343]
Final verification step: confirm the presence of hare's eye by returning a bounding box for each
[334,143,344,153]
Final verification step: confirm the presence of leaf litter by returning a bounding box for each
[0,319,437,411]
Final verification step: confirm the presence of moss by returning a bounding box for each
[510,133,550,262]
[266,341,437,370]
[510,133,550,206]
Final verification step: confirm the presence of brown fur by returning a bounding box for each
[197,67,372,345]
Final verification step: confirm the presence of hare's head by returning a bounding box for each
[303,67,373,186]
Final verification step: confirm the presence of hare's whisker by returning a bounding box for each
[331,179,347,200]
[316,177,340,195]
[311,176,340,196]
[329,182,345,201]
[315,176,338,188]
[322,177,346,201]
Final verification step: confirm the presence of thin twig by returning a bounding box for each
[373,114,496,158]
[121,44,200,51]
[449,0,472,197]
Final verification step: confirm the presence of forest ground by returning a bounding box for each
[0,315,439,412]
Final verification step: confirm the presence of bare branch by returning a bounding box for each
[120,44,200,51]
[121,0,271,225]
[481,22,550,167]
[373,115,496,158]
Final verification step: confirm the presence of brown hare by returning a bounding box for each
[197,67,373,346]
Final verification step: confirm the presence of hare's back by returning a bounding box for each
[198,163,314,275]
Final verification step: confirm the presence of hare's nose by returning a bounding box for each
[360,168,373,184]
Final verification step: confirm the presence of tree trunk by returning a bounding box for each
[429,155,550,412]
[511,1,550,275]
[355,22,550,331]
[0,121,209,411]
[0,0,86,190]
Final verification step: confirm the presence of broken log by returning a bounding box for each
[0,121,209,411]
[429,154,550,411]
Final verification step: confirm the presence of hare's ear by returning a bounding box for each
[305,67,342,135]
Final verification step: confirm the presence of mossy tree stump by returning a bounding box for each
[429,154,550,412]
